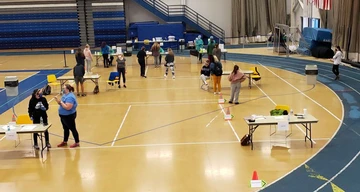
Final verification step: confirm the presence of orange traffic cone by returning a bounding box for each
[226,107,230,115]
[11,114,16,122]
[252,171,259,180]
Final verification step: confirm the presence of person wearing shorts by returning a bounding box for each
[73,63,86,96]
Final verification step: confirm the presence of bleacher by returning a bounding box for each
[91,1,127,47]
[0,1,81,49]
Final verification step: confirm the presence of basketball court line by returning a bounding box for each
[258,61,343,123]
[219,104,241,142]
[1,137,330,152]
[111,105,132,146]
[206,110,222,127]
[314,151,360,192]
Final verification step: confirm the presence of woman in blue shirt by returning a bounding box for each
[54,84,80,148]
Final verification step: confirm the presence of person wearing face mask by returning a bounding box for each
[116,53,127,88]
[28,88,50,149]
[54,84,80,148]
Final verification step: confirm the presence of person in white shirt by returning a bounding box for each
[83,44,93,74]
[331,46,343,80]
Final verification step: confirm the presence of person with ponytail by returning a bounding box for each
[54,84,80,148]
[228,65,246,105]
[331,45,343,80]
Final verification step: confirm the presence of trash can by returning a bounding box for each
[4,76,19,97]
[179,39,185,51]
[305,65,318,85]
[126,40,133,52]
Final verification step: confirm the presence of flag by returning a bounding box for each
[309,0,332,10]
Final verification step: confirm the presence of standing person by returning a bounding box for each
[164,48,175,79]
[200,60,211,89]
[195,35,204,62]
[209,55,223,94]
[212,43,222,61]
[55,84,80,148]
[207,40,215,60]
[228,65,246,105]
[137,46,147,78]
[83,44,93,74]
[28,88,51,149]
[116,53,127,88]
[73,63,86,96]
[101,42,111,68]
[150,42,160,68]
[75,48,85,66]
[331,45,343,80]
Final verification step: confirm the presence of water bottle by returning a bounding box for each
[290,109,293,116]
[40,117,43,125]
[303,108,307,117]
[7,125,10,131]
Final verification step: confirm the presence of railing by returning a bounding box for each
[139,0,225,42]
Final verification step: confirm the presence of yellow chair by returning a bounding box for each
[14,114,33,147]
[270,105,292,137]
[47,74,61,93]
[16,114,33,124]
[106,72,120,91]
[106,79,120,91]
[250,66,261,85]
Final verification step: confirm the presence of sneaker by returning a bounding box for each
[229,101,233,104]
[235,102,240,105]
[118,85,121,89]
[172,76,175,79]
[57,142,67,147]
[81,93,87,97]
[164,74,167,79]
[46,143,52,148]
[123,85,127,88]
[214,92,217,95]
[34,145,40,150]
[70,143,80,148]
[77,94,80,97]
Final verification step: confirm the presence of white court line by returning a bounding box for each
[206,110,222,127]
[314,151,360,192]
[259,65,345,190]
[111,105,132,146]
[51,99,218,106]
[258,62,342,123]
[0,135,6,141]
[218,104,241,142]
[253,82,314,143]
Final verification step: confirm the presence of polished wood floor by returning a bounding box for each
[0,50,342,192]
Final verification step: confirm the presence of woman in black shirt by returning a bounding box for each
[75,48,85,66]
[137,46,147,78]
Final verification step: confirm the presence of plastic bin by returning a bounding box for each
[305,65,318,85]
[4,76,19,97]
[126,40,133,52]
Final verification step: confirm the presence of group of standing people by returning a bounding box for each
[28,84,80,149]
[136,42,176,79]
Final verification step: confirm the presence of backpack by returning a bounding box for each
[241,134,251,146]
[213,62,223,76]
[93,85,99,94]
[42,85,51,95]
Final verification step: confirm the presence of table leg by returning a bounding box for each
[248,77,252,89]
[310,123,313,148]
[249,125,253,150]
[37,133,45,159]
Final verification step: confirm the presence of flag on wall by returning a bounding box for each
[307,0,332,10]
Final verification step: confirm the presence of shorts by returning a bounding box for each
[74,76,84,84]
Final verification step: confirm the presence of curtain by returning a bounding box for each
[231,0,287,37]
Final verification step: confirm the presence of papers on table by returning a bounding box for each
[20,125,37,131]
[2,125,37,131]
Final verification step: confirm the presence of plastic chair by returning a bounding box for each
[106,72,119,90]
[250,67,262,85]
[270,105,292,137]
[14,114,33,147]
[47,74,61,93]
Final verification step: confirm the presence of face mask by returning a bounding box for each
[39,94,43,97]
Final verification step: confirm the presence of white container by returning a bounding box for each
[4,76,19,97]
[305,65,318,85]
[303,108,307,117]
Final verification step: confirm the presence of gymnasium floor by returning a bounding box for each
[0,47,358,192]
